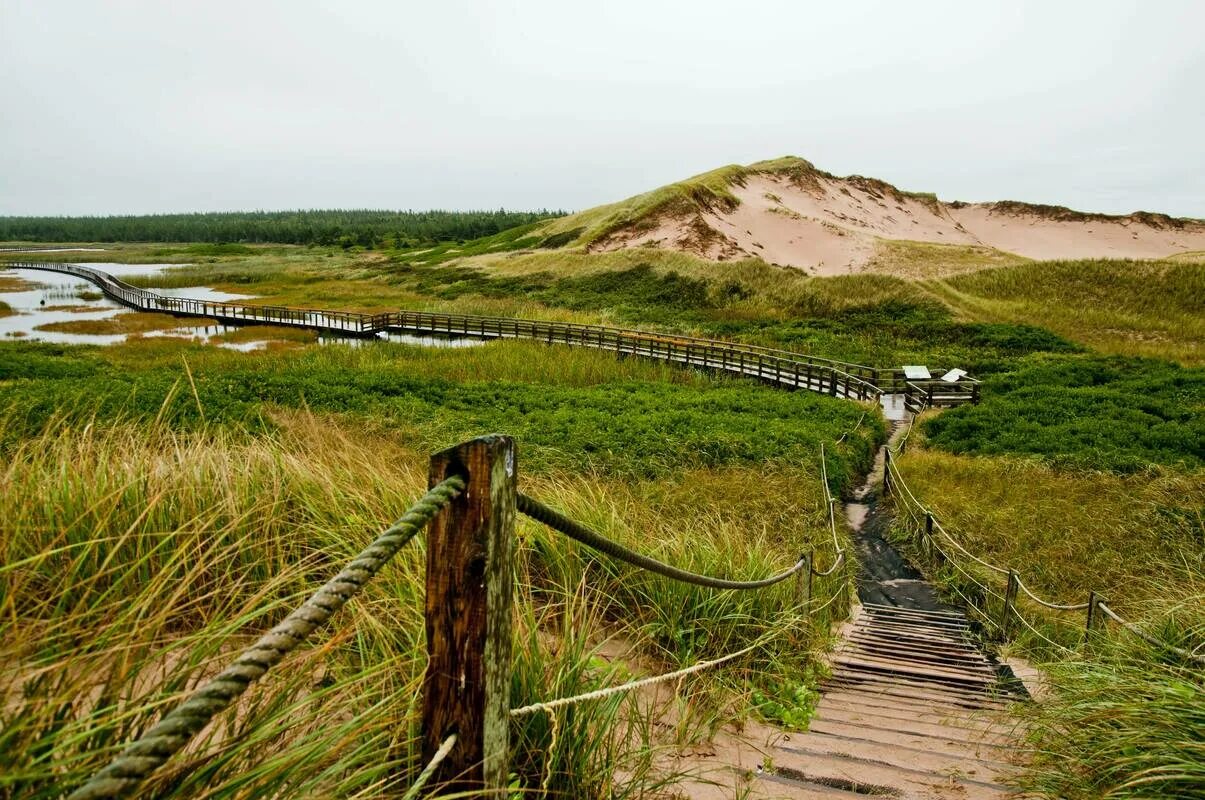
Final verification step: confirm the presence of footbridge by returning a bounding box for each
[2,260,980,409]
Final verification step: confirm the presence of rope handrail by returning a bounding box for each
[1096,602,1205,665]
[67,475,466,800]
[511,639,763,718]
[887,442,1205,664]
[400,734,459,800]
[1014,574,1090,611]
[815,443,847,578]
[516,492,807,590]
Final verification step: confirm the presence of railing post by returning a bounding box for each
[882,449,891,497]
[799,549,814,613]
[1084,591,1099,637]
[828,368,837,396]
[1001,570,1018,637]
[422,435,517,795]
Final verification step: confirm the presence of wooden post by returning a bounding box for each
[882,449,891,497]
[423,435,517,795]
[800,550,814,613]
[1084,591,1098,636]
[828,368,838,396]
[1001,570,1019,637]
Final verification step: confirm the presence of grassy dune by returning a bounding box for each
[929,259,1205,365]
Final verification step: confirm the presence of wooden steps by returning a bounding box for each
[759,602,1028,799]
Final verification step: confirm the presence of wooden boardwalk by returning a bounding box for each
[759,604,1026,799]
[1,261,981,408]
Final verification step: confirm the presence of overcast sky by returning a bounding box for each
[1,0,1202,217]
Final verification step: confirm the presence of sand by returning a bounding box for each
[591,172,1205,276]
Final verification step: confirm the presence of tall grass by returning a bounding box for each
[884,443,1205,799]
[932,259,1205,365]
[1017,600,1205,800]
[0,409,849,798]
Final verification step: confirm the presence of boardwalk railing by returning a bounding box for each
[2,260,976,404]
[882,446,1205,666]
[66,435,853,799]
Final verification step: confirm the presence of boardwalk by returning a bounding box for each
[1,261,981,408]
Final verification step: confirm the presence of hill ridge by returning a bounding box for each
[535,156,1205,275]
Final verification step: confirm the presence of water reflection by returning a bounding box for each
[0,264,487,351]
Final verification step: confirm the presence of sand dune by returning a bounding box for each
[585,161,1205,276]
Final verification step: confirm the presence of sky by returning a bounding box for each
[1,0,1203,217]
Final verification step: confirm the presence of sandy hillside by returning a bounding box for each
[559,158,1205,276]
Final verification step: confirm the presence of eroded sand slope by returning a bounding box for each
[590,170,1205,276]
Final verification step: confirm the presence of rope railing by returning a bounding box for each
[510,638,765,718]
[884,445,1205,666]
[400,734,459,800]
[67,476,466,800]
[516,492,808,590]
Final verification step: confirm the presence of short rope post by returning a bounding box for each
[1000,570,1019,638]
[800,549,814,613]
[422,435,517,796]
[882,449,891,497]
[1084,591,1099,639]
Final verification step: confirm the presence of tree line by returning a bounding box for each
[0,209,564,248]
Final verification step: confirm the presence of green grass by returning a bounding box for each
[0,339,883,480]
[921,355,1205,471]
[1017,621,1205,800]
[930,259,1205,365]
[0,334,870,798]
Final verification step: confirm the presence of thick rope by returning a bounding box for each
[517,493,807,591]
[67,476,466,800]
[511,640,761,717]
[1015,574,1090,611]
[1097,602,1205,665]
[400,733,458,800]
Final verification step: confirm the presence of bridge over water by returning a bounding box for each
[3,260,980,412]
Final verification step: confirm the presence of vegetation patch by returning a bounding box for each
[922,355,1204,471]
[33,311,207,336]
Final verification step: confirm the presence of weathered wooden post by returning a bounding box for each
[799,549,814,613]
[882,449,891,497]
[1084,591,1099,637]
[423,435,517,796]
[1000,570,1019,637]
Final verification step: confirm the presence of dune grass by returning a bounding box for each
[885,439,1204,800]
[1016,620,1205,800]
[929,259,1205,365]
[0,410,854,798]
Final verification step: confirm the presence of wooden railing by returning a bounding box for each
[3,261,984,407]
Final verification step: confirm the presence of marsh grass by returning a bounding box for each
[33,311,208,336]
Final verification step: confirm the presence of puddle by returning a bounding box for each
[880,393,907,421]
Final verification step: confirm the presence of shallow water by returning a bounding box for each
[0,264,486,350]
